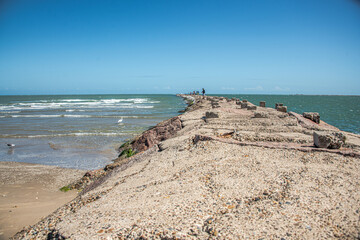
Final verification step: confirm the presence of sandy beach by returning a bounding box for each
[10,95,360,239]
[0,162,85,240]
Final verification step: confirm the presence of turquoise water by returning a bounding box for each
[0,95,186,169]
[212,94,360,134]
[0,94,359,170]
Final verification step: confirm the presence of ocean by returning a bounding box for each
[0,94,359,170]
[0,95,186,170]
[213,94,360,134]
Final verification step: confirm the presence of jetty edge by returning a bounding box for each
[13,95,360,239]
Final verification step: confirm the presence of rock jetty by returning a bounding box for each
[13,95,360,239]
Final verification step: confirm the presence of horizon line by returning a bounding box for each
[0,93,359,97]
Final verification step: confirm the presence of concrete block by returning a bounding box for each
[277,106,287,113]
[247,105,257,110]
[313,131,346,149]
[275,103,283,109]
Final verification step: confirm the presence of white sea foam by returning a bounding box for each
[63,115,94,118]
[136,106,154,108]
[101,99,123,104]
[62,99,94,102]
[10,114,96,118]
[0,106,23,111]
[0,98,157,111]
[0,132,127,138]
[111,105,155,109]
[11,115,63,118]
[133,99,147,103]
[5,114,144,118]
[117,103,133,106]
[0,111,21,114]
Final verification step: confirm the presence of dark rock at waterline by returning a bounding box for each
[303,112,320,124]
[130,116,183,152]
[241,102,248,109]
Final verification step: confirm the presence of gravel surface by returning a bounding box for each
[12,95,360,239]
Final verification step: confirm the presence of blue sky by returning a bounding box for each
[0,0,359,95]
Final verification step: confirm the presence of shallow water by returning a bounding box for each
[0,95,186,170]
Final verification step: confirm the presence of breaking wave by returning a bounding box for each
[0,98,158,111]
[2,115,147,118]
[0,132,128,138]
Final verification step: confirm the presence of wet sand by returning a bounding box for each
[0,162,85,239]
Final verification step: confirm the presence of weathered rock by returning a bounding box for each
[247,105,257,110]
[313,131,346,149]
[242,99,248,103]
[275,103,283,109]
[131,116,182,152]
[259,101,266,107]
[206,111,219,118]
[212,103,220,108]
[241,102,248,109]
[254,111,268,118]
[157,142,165,151]
[193,134,213,144]
[303,112,320,124]
[236,100,241,105]
[277,106,287,113]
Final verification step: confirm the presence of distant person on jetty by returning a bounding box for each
[202,88,206,97]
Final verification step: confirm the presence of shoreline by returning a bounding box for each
[10,95,360,239]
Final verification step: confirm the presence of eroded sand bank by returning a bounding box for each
[12,95,360,239]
